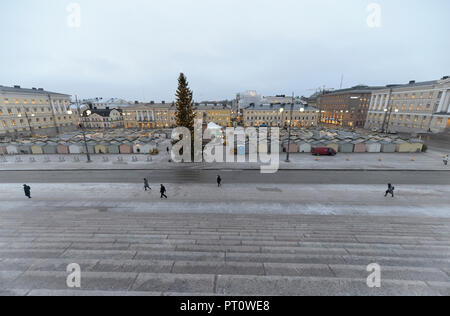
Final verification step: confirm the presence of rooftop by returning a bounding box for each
[244,103,318,111]
[0,85,70,97]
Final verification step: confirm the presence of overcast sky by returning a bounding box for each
[1,0,449,102]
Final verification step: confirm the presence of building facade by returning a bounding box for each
[243,103,319,128]
[80,98,132,110]
[122,103,176,129]
[81,108,124,129]
[194,104,231,127]
[317,86,377,129]
[365,77,450,134]
[0,85,78,138]
[122,102,232,129]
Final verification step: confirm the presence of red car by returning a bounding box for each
[312,147,337,156]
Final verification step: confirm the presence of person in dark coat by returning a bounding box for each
[23,184,31,199]
[144,178,151,191]
[444,155,449,166]
[384,183,395,197]
[217,175,222,187]
[160,184,168,199]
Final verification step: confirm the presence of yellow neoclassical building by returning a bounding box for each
[243,103,319,128]
[0,85,79,138]
[365,77,450,134]
[122,102,232,129]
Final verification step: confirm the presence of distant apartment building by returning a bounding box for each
[262,95,297,105]
[237,91,304,108]
[122,102,232,129]
[317,86,377,128]
[195,103,231,127]
[0,85,78,138]
[122,102,176,129]
[365,77,450,134]
[80,98,132,110]
[81,107,124,129]
[243,103,319,128]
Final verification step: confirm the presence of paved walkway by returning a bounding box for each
[0,210,449,296]
[1,150,449,171]
[1,183,450,217]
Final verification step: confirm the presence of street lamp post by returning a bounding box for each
[279,107,284,127]
[80,113,92,163]
[285,93,295,163]
[75,96,92,163]
[386,108,399,134]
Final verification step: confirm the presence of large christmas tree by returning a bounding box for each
[175,73,196,131]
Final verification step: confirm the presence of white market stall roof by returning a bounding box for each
[207,122,223,129]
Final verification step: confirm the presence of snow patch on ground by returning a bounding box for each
[0,183,449,218]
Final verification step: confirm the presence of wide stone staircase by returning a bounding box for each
[0,210,449,296]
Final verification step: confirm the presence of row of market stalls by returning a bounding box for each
[281,138,423,153]
[0,129,172,155]
[0,140,163,155]
[1,128,424,155]
[278,129,424,153]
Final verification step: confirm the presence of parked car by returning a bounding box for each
[312,147,337,156]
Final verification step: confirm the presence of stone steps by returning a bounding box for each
[1,271,447,296]
[1,211,449,295]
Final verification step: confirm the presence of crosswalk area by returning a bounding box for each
[0,210,449,296]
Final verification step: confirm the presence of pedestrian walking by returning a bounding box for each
[23,184,31,199]
[384,183,395,198]
[160,184,168,199]
[217,175,222,187]
[444,155,449,166]
[144,178,151,191]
